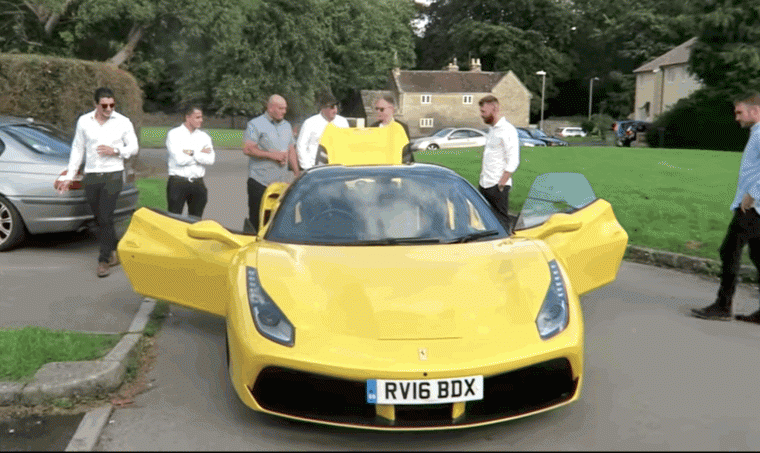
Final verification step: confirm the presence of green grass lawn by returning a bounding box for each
[140,126,243,149]
[415,145,741,262]
[134,128,743,262]
[0,327,121,381]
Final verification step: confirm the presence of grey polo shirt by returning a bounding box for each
[244,112,295,185]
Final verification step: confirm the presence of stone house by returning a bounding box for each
[360,59,532,138]
[632,37,703,122]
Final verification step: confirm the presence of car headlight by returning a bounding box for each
[535,260,569,340]
[246,267,294,347]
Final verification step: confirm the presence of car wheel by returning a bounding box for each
[0,195,26,252]
[426,143,440,151]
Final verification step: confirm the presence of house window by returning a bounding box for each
[421,94,431,104]
[463,95,473,104]
[420,118,434,128]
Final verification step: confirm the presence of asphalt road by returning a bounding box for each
[91,148,760,450]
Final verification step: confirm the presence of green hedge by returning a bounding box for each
[0,53,143,135]
[645,88,749,151]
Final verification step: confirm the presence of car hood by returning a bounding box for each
[253,239,552,341]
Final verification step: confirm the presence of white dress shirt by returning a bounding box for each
[166,124,216,180]
[66,110,139,179]
[479,117,520,188]
[297,113,349,169]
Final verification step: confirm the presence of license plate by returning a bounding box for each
[366,376,483,405]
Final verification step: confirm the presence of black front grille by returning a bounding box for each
[251,358,578,428]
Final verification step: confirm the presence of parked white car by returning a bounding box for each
[410,127,486,151]
[554,126,587,138]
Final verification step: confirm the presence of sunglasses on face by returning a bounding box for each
[100,103,115,109]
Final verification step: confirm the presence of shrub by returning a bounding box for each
[0,53,143,135]
[645,88,748,151]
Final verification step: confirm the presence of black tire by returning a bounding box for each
[426,143,440,151]
[0,195,26,252]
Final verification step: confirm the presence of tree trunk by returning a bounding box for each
[109,23,148,67]
[43,0,78,36]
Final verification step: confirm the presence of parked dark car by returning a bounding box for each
[515,128,548,147]
[0,116,139,251]
[518,128,569,146]
[613,120,652,147]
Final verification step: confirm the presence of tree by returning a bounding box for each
[416,0,578,70]
[689,0,760,95]
[320,0,416,103]
[446,19,572,119]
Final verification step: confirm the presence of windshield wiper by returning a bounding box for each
[447,230,500,243]
[348,236,444,246]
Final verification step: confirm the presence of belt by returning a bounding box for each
[170,175,203,183]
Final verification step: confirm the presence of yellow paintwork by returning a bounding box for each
[117,173,628,430]
[319,122,408,165]
[118,208,255,316]
[513,199,629,295]
[258,182,289,234]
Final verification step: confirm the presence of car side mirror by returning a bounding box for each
[187,220,245,248]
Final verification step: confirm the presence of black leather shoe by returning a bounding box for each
[735,310,760,324]
[691,302,731,320]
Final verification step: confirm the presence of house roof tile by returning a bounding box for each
[396,70,506,93]
[633,37,697,73]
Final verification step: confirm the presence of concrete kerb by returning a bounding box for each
[0,298,156,407]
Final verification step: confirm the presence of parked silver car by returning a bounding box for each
[410,127,487,151]
[0,116,139,251]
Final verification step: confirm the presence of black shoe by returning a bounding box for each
[691,302,731,320]
[735,309,760,324]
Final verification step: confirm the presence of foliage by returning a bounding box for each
[689,0,760,96]
[645,88,748,151]
[321,0,416,106]
[445,19,573,120]
[416,0,578,69]
[642,0,760,151]
[0,53,143,133]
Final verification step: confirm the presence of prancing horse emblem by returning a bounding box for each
[418,348,428,361]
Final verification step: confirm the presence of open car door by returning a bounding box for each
[117,208,258,316]
[512,172,628,295]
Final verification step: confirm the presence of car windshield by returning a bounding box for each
[432,128,454,138]
[266,165,508,245]
[531,129,548,138]
[516,128,532,139]
[1,122,72,157]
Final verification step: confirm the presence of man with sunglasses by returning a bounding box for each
[371,95,414,163]
[296,92,349,170]
[58,87,139,277]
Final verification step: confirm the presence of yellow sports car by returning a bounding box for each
[118,125,627,430]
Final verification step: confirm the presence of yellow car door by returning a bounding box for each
[117,208,257,316]
[512,173,628,295]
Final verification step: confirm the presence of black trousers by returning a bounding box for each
[83,171,123,264]
[479,184,512,232]
[716,208,760,308]
[247,177,267,234]
[167,175,208,218]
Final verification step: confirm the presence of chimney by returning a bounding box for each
[470,58,481,72]
[445,57,459,72]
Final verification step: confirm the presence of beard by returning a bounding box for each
[481,114,495,125]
